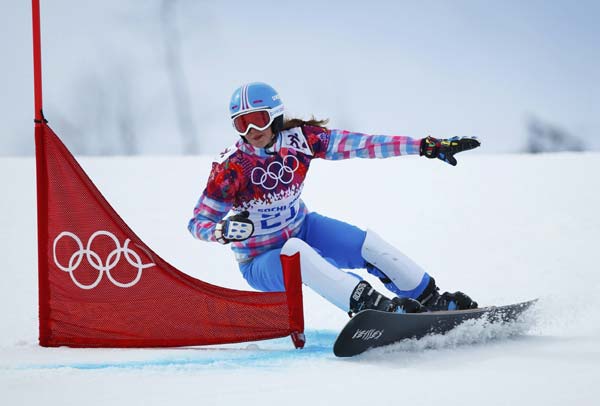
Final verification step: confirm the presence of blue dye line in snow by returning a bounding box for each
[13,330,338,371]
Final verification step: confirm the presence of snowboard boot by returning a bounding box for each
[417,277,478,311]
[349,281,424,317]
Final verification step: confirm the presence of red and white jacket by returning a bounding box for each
[188,125,421,263]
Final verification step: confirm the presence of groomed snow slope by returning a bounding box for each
[1,151,599,405]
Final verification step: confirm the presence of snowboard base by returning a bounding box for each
[333,299,537,357]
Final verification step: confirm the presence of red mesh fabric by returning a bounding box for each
[35,123,304,347]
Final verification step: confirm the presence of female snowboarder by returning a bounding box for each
[189,82,480,316]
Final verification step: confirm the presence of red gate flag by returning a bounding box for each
[36,123,305,348]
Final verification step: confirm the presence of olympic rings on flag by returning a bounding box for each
[52,230,155,290]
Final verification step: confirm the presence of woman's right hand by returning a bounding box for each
[214,211,254,244]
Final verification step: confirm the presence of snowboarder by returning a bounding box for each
[188,82,480,316]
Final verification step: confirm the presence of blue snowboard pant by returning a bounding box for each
[239,212,430,299]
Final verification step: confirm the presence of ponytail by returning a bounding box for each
[272,116,329,133]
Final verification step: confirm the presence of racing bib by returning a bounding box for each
[246,190,302,236]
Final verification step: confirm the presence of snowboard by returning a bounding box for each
[333,299,537,357]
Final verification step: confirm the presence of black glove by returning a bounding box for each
[214,211,254,244]
[420,136,480,166]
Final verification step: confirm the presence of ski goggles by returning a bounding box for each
[231,105,284,136]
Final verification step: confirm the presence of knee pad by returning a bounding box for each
[281,238,360,312]
[361,230,425,292]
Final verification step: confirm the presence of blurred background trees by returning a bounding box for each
[526,116,585,154]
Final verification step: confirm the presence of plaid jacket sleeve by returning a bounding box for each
[187,192,232,242]
[187,162,237,241]
[324,128,422,160]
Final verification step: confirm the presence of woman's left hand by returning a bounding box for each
[420,136,481,166]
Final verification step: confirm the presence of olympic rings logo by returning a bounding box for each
[53,230,155,290]
[251,155,299,190]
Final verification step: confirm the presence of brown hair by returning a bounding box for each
[280,116,329,131]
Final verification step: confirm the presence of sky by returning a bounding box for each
[1,0,599,155]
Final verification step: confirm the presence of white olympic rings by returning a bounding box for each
[52,230,155,290]
[251,155,299,190]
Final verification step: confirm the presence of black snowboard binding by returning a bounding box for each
[417,277,478,311]
[349,281,424,317]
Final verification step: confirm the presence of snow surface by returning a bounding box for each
[1,151,600,405]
